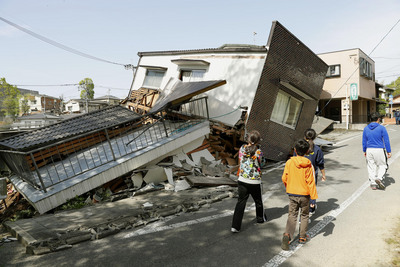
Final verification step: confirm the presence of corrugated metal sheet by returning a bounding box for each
[0,105,140,151]
[150,80,226,113]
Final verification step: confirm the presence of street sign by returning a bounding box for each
[350,83,358,100]
[389,94,393,101]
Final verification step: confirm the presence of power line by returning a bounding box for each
[0,16,129,67]
[373,57,400,60]
[15,84,129,90]
[318,18,400,115]
[376,73,400,79]
[16,83,79,87]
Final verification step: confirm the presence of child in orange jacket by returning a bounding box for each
[281,139,318,250]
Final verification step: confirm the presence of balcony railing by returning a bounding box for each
[0,97,209,192]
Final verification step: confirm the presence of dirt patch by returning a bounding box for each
[385,217,400,266]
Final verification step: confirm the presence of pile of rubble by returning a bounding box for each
[87,118,247,204]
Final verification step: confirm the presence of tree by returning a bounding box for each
[386,76,400,96]
[79,78,95,100]
[78,78,95,113]
[20,94,31,115]
[0,77,21,120]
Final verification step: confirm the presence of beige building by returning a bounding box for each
[318,48,376,126]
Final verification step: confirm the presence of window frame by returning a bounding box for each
[179,69,206,82]
[359,57,373,80]
[270,90,303,129]
[326,64,341,78]
[142,69,166,89]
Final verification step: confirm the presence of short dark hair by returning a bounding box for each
[294,139,310,156]
[370,112,382,122]
[304,128,317,141]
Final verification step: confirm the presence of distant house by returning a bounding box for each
[18,89,62,115]
[129,21,328,161]
[64,99,109,113]
[317,48,378,125]
[64,95,121,113]
[392,92,400,111]
[10,113,63,130]
[93,95,121,105]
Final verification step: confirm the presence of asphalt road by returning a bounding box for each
[1,125,399,267]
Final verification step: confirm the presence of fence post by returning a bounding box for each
[104,129,116,161]
[161,113,169,137]
[205,97,210,120]
[30,153,47,193]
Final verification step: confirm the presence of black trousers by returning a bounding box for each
[231,181,266,230]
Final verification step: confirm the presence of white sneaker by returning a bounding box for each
[231,228,239,233]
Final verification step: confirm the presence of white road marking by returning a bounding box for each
[335,134,361,145]
[262,180,369,267]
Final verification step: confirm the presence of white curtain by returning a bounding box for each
[285,97,302,127]
[181,70,205,82]
[271,91,289,123]
[143,70,165,88]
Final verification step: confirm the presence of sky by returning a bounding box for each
[1,0,400,101]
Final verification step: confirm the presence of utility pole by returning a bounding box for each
[125,64,137,96]
[85,90,88,113]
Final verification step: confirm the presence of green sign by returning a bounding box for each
[350,83,358,100]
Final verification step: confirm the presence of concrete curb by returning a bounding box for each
[3,220,37,247]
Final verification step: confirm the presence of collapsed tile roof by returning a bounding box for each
[0,105,140,151]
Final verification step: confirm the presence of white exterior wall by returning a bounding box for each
[29,95,42,112]
[18,95,42,113]
[133,52,266,116]
[65,101,81,113]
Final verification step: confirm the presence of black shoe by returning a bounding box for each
[257,214,268,224]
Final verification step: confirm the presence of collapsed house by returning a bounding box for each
[128,21,328,161]
[0,82,223,214]
[0,21,327,214]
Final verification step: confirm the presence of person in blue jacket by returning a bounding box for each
[362,112,392,190]
[303,129,326,214]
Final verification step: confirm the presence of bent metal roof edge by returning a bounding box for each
[137,44,267,57]
[0,105,140,151]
